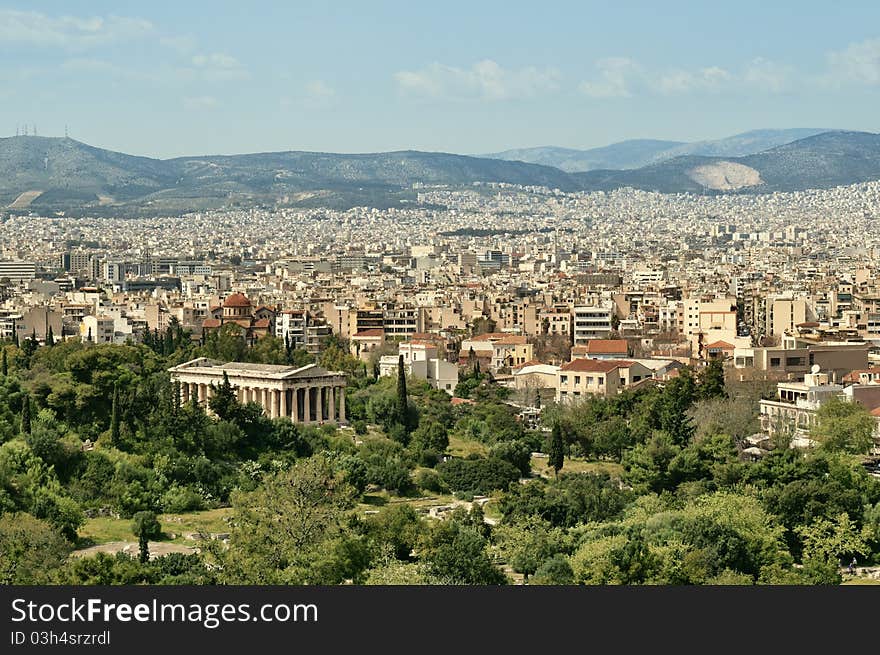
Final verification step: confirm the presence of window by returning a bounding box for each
[587,376,594,384]
[770,357,781,367]
[560,375,568,383]
[574,376,581,384]
[598,377,604,384]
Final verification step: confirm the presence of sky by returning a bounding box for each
[1,1,880,158]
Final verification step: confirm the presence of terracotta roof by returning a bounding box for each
[706,340,735,349]
[202,318,221,328]
[871,407,880,417]
[222,293,251,308]
[584,339,628,354]
[842,368,880,382]
[560,358,635,373]
[353,329,384,338]
[451,397,475,406]
[253,318,270,329]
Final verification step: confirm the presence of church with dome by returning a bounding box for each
[201,293,275,344]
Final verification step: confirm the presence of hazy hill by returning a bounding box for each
[572,131,880,193]
[0,138,576,214]
[483,140,684,172]
[484,128,833,172]
[2,130,880,215]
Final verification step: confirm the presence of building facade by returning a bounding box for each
[169,358,347,423]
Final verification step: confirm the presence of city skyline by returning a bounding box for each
[2,2,880,158]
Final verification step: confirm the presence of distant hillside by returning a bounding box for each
[2,130,880,215]
[572,131,880,193]
[0,137,576,215]
[483,140,684,172]
[484,128,833,172]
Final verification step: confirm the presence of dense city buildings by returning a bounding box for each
[5,178,880,446]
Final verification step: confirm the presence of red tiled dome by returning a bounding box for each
[222,293,252,308]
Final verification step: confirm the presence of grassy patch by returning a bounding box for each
[530,455,624,479]
[448,435,489,458]
[79,508,234,546]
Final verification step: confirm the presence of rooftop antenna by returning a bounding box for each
[64,125,69,138]
[15,125,19,136]
[33,124,37,136]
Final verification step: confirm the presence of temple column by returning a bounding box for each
[329,385,336,423]
[292,387,300,422]
[269,389,278,419]
[339,386,346,423]
[280,387,288,419]
[261,388,269,416]
[198,383,206,404]
[303,386,311,423]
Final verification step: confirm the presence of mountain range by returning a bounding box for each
[1,129,880,216]
[482,128,832,172]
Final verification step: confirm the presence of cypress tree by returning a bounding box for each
[110,382,121,444]
[12,330,18,347]
[1,348,6,377]
[165,325,174,355]
[31,328,37,345]
[20,394,31,435]
[548,420,564,478]
[396,354,408,431]
[46,324,54,347]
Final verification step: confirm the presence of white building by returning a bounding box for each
[572,304,615,344]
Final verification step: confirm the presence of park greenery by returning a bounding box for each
[1,332,880,586]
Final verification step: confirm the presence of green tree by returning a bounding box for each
[396,354,410,440]
[1,347,6,376]
[109,381,121,444]
[219,456,356,584]
[548,420,565,478]
[0,513,71,584]
[131,511,162,564]
[811,396,876,454]
[46,325,55,347]
[20,392,31,435]
[420,520,506,585]
[208,371,239,421]
[698,359,726,399]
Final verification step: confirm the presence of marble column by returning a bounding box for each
[339,386,346,423]
[261,388,269,416]
[303,385,311,423]
[198,383,206,404]
[280,387,288,419]
[292,387,300,422]
[329,385,336,422]
[269,389,278,419]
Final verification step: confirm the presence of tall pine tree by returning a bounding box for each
[46,324,54,347]
[396,354,409,435]
[548,420,564,478]
[20,393,31,435]
[110,382,121,444]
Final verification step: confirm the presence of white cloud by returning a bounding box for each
[160,34,197,55]
[743,57,791,92]
[656,66,732,94]
[579,57,640,98]
[0,9,152,49]
[394,59,560,100]
[185,52,249,81]
[825,38,880,85]
[183,95,218,110]
[305,80,335,99]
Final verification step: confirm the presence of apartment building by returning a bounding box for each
[572,304,615,344]
[555,358,653,402]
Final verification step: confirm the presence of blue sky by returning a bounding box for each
[1,1,880,158]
